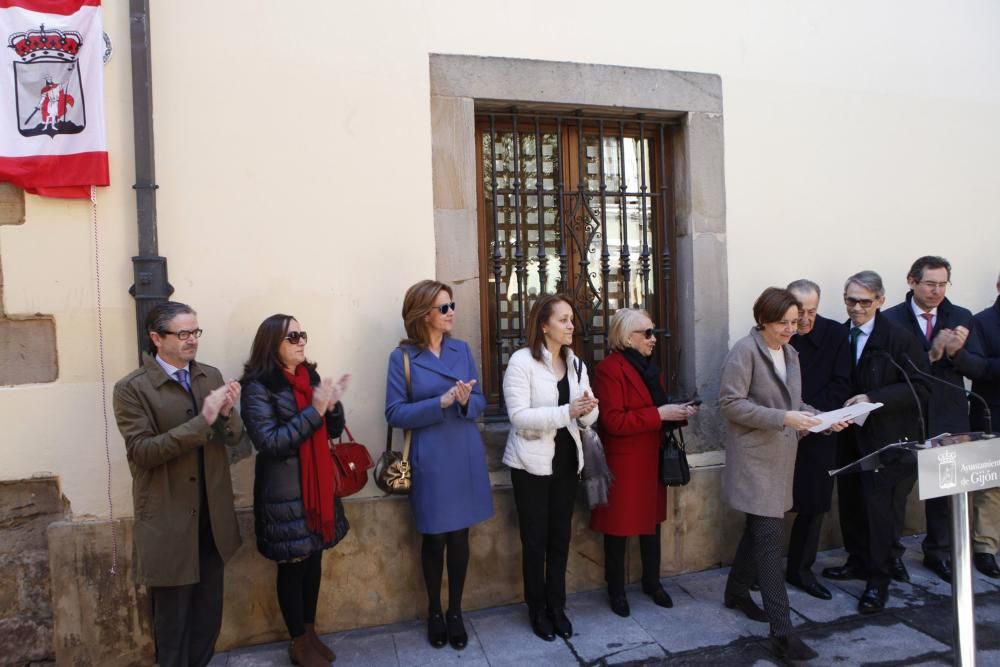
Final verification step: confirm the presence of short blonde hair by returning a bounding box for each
[607,308,652,351]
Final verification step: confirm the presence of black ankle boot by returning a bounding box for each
[445,610,467,650]
[529,609,555,641]
[548,607,572,639]
[427,611,447,648]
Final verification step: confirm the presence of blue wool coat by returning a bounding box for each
[384,339,494,534]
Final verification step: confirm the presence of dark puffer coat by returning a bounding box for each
[241,366,348,562]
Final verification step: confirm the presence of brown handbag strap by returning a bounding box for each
[384,350,413,462]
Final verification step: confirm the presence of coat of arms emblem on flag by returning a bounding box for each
[11,23,86,137]
[0,0,108,198]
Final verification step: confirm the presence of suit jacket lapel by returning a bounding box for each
[616,354,654,403]
[751,328,792,403]
[189,361,208,408]
[411,342,463,381]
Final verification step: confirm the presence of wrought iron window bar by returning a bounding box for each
[478,109,678,414]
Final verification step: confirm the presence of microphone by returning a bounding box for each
[904,355,994,436]
[873,350,926,441]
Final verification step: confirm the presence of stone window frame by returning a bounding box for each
[428,54,728,453]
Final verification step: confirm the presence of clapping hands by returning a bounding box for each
[569,391,599,418]
[312,374,351,414]
[201,380,241,425]
[441,379,477,408]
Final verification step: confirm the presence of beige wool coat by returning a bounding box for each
[720,328,812,518]
[113,354,244,586]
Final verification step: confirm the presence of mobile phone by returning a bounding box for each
[685,399,703,407]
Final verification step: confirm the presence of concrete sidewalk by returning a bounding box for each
[213,536,1000,666]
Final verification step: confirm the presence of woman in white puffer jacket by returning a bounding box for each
[502,293,599,643]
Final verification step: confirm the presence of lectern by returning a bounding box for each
[916,433,1000,667]
[830,432,1000,666]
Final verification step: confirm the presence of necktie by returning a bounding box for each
[921,312,934,341]
[175,368,192,393]
[849,327,861,366]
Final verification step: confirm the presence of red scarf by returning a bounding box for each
[283,365,335,543]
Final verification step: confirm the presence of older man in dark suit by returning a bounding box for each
[821,271,931,614]
[971,272,1000,577]
[883,256,989,583]
[113,301,244,667]
[785,279,852,600]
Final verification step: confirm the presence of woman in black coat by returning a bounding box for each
[241,314,350,667]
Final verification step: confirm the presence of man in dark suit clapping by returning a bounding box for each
[882,256,989,584]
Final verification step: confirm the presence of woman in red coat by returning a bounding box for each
[591,308,699,617]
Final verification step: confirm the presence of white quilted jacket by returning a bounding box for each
[502,346,599,475]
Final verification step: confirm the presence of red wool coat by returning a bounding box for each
[589,351,667,536]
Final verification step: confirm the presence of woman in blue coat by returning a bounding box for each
[385,279,494,651]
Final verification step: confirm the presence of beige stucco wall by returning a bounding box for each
[1,0,999,520]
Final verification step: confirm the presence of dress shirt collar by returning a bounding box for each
[155,354,190,380]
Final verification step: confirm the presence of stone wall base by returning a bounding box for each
[0,477,68,667]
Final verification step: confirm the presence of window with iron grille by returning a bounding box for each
[475,108,678,414]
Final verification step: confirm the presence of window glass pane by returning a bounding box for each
[479,116,668,408]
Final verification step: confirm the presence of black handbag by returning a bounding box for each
[659,426,691,486]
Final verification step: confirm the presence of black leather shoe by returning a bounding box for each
[822,562,866,581]
[724,595,768,622]
[787,577,832,601]
[445,610,467,650]
[529,610,556,641]
[889,557,910,583]
[642,583,674,608]
[923,558,953,583]
[770,633,818,661]
[427,611,447,648]
[548,608,572,639]
[609,591,630,617]
[974,553,1000,578]
[858,585,887,614]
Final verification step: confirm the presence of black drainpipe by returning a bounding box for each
[127,0,172,365]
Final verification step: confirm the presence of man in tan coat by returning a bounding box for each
[113,301,244,667]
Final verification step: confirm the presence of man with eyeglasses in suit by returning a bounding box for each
[113,301,244,667]
[882,256,989,584]
[821,271,930,614]
[969,272,1000,578]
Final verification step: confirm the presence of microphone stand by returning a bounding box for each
[904,356,994,436]
[874,350,926,441]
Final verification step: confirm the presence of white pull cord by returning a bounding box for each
[91,185,118,575]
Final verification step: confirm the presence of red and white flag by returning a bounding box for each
[0,0,108,198]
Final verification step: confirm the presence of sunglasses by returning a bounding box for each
[284,331,308,344]
[435,302,457,315]
[632,328,656,340]
[844,297,875,309]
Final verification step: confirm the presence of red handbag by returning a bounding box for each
[329,426,375,498]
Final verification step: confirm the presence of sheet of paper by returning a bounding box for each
[807,402,883,433]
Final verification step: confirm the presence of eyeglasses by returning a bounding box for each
[844,297,875,309]
[159,328,203,340]
[435,302,456,315]
[284,331,308,344]
[632,328,656,339]
[917,280,950,290]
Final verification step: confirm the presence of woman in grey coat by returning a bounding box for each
[719,287,848,663]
